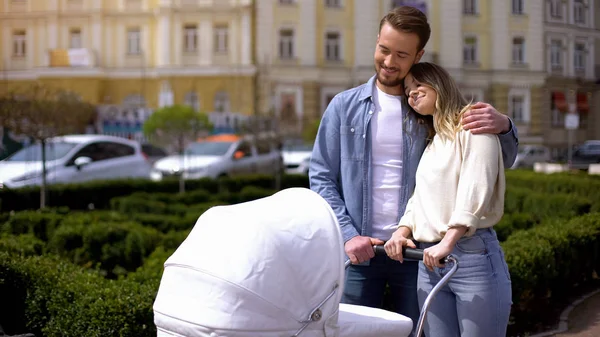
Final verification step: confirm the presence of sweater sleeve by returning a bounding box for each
[448,131,501,236]
[397,193,416,235]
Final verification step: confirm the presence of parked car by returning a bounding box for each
[511,145,551,169]
[282,140,313,175]
[0,134,152,189]
[569,140,600,170]
[141,143,169,165]
[150,133,283,181]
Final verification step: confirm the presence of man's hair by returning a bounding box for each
[379,6,431,51]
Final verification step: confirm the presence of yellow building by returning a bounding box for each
[0,0,255,116]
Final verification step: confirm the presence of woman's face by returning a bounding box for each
[404,73,437,116]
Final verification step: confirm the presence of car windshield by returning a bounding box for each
[5,142,78,162]
[185,141,233,156]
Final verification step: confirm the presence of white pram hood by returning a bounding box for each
[153,188,346,336]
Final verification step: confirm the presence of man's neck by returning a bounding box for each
[375,80,404,96]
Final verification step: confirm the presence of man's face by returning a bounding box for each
[374,23,424,90]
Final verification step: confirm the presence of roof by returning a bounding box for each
[47,134,140,146]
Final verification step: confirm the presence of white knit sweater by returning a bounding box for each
[398,129,505,243]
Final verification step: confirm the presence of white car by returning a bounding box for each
[0,134,151,189]
[150,133,283,181]
[511,144,551,169]
[282,141,313,175]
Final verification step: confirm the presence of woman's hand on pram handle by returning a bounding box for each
[345,236,385,264]
[382,227,416,263]
[373,245,448,265]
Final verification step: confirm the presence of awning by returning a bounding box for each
[577,92,589,113]
[552,91,568,112]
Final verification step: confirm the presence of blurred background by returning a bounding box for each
[0,0,599,179]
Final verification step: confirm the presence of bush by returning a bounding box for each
[504,187,591,220]
[503,213,600,330]
[0,174,308,212]
[494,213,537,242]
[1,211,63,241]
[47,221,163,278]
[0,252,156,337]
[0,233,45,256]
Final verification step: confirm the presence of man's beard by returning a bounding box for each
[375,65,403,88]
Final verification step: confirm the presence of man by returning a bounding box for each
[309,6,518,337]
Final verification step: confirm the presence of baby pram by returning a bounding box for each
[153,188,458,337]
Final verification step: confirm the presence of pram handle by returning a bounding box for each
[373,245,446,264]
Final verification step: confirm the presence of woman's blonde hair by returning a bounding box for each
[405,62,472,142]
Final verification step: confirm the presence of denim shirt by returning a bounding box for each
[309,75,519,244]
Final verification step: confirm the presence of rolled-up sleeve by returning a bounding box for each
[448,132,501,236]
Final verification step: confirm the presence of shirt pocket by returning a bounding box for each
[340,125,364,161]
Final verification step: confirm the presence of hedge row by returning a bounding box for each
[2,212,599,336]
[505,170,600,212]
[0,251,156,337]
[0,174,310,212]
[502,212,600,332]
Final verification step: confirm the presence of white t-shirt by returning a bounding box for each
[370,85,405,241]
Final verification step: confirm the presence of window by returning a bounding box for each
[510,96,525,123]
[512,0,524,14]
[550,40,562,69]
[214,91,230,112]
[183,24,197,53]
[279,0,294,3]
[127,28,141,55]
[279,29,294,60]
[12,30,26,57]
[325,0,341,7]
[549,0,562,18]
[512,37,525,64]
[184,91,200,112]
[551,93,564,128]
[325,32,341,61]
[574,0,586,24]
[574,43,586,72]
[463,0,477,14]
[214,25,228,53]
[463,36,477,64]
[69,28,82,49]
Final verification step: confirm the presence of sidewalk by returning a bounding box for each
[552,290,600,337]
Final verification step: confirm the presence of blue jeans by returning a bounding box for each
[417,228,512,337]
[342,254,421,337]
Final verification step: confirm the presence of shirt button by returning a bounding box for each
[350,128,355,132]
[362,134,366,138]
[369,110,373,114]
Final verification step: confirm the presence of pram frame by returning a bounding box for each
[343,247,459,337]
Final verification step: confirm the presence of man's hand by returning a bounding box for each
[345,236,385,264]
[384,227,416,262]
[462,102,511,135]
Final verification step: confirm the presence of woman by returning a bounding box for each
[384,62,512,337]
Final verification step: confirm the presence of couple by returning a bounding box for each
[309,6,515,337]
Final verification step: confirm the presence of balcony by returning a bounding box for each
[47,48,97,68]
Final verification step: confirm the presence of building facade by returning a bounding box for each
[541,0,600,158]
[0,0,255,118]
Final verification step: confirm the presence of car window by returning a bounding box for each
[100,142,135,159]
[235,142,253,158]
[68,141,135,164]
[256,141,272,155]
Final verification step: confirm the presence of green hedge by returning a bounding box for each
[0,174,310,212]
[47,221,163,278]
[506,170,600,212]
[502,212,600,330]
[0,252,156,337]
[504,186,591,220]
